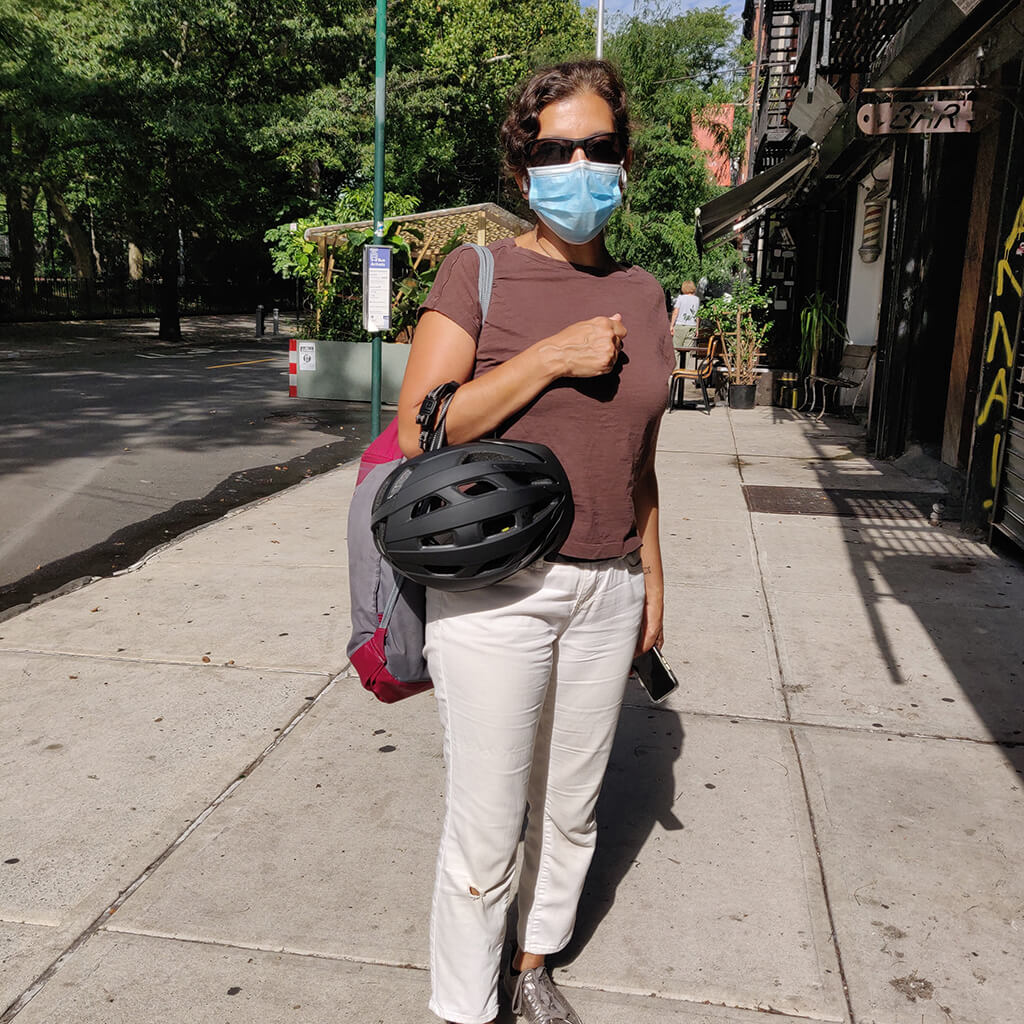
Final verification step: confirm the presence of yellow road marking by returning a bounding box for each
[206,357,279,369]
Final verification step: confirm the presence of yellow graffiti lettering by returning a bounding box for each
[991,431,1002,489]
[977,367,1008,426]
[996,258,1024,299]
[1005,195,1024,258]
[985,311,1014,365]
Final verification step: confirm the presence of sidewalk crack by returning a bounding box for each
[0,671,342,1023]
[728,408,857,1024]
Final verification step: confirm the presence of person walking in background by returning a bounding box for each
[669,280,700,349]
[396,59,673,1024]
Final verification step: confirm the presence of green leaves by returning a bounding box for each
[799,291,849,375]
[699,282,774,385]
[4,0,749,328]
[604,4,751,290]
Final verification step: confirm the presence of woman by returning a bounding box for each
[397,59,673,1024]
[669,279,700,349]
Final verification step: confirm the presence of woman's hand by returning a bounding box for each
[541,313,627,379]
[635,590,664,656]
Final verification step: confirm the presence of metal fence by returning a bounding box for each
[0,276,294,322]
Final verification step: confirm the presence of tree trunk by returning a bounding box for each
[306,158,321,200]
[158,225,181,340]
[127,241,144,280]
[42,182,95,283]
[6,182,38,312]
[158,143,181,341]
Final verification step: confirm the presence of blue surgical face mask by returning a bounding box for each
[526,159,624,245]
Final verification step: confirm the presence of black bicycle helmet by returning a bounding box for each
[370,440,574,591]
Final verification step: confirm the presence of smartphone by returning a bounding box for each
[631,646,679,703]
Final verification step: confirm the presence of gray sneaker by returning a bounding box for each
[504,965,584,1024]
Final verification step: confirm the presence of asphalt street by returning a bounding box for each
[0,326,376,615]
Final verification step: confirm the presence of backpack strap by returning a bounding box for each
[379,577,404,628]
[414,244,494,453]
[465,242,494,325]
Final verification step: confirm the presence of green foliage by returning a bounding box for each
[309,222,468,342]
[603,3,752,290]
[264,184,428,340]
[699,282,773,385]
[799,290,848,374]
[265,197,469,342]
[264,188,420,283]
[387,0,591,208]
[2,0,749,332]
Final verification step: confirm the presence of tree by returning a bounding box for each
[604,2,751,291]
[11,0,754,331]
[385,0,592,209]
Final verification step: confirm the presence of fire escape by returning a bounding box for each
[750,0,803,174]
[748,0,921,176]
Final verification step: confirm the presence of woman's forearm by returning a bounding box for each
[437,345,565,445]
[633,440,665,652]
[397,309,625,457]
[635,468,664,595]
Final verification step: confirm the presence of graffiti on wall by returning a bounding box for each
[975,194,1024,511]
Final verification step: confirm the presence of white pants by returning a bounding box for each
[424,553,645,1024]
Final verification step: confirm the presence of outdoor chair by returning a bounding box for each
[803,344,876,420]
[668,335,726,413]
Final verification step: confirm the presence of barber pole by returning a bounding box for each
[859,180,888,263]
[288,338,298,397]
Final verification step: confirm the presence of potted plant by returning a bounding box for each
[699,283,774,409]
[798,290,848,378]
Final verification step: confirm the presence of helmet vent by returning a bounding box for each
[412,495,448,518]
[422,530,455,547]
[457,479,498,496]
[430,563,460,576]
[482,513,517,537]
[480,554,518,574]
[386,466,414,497]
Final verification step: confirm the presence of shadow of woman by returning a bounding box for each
[550,681,686,966]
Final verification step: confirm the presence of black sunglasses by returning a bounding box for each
[524,132,625,168]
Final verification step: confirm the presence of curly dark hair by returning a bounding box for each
[499,59,630,182]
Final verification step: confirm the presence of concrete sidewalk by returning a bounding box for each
[2,404,1022,1024]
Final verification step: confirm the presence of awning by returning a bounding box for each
[695,146,818,254]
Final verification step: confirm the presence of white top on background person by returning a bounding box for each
[669,280,700,331]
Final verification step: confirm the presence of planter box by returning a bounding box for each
[293,339,412,404]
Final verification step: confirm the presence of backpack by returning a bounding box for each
[346,242,495,702]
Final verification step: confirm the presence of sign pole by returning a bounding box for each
[596,0,604,58]
[370,0,387,438]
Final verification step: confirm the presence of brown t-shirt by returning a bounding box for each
[420,237,674,559]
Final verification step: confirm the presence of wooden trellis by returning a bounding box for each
[303,203,530,333]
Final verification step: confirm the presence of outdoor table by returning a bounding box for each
[673,345,702,370]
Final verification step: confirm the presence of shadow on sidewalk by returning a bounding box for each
[768,410,1024,779]
[552,692,685,966]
